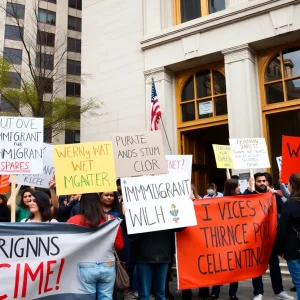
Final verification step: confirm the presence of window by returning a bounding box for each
[6,72,21,89]
[264,47,300,105]
[67,105,81,119]
[37,30,55,47]
[68,16,81,32]
[176,0,226,24]
[5,25,23,41]
[65,130,80,144]
[67,60,81,75]
[36,53,54,70]
[68,0,82,10]
[66,82,81,97]
[6,3,25,19]
[0,97,19,113]
[180,69,227,122]
[42,0,57,3]
[3,48,22,65]
[37,77,53,93]
[67,37,81,53]
[38,9,56,25]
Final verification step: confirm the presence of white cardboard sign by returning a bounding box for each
[122,173,197,234]
[229,138,270,169]
[13,144,55,188]
[276,156,282,171]
[0,117,44,174]
[166,155,192,182]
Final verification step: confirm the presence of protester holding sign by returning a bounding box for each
[244,173,292,300]
[21,191,58,223]
[0,194,10,222]
[276,174,300,300]
[67,193,124,299]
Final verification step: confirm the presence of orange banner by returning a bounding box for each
[0,175,10,193]
[176,193,277,289]
[281,135,300,183]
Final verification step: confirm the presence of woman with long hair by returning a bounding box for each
[21,191,57,223]
[67,193,124,300]
[276,173,300,300]
[0,194,10,222]
[206,178,240,300]
[99,191,122,218]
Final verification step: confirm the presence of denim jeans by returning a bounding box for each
[132,265,139,293]
[136,263,169,300]
[287,259,300,300]
[212,282,238,297]
[252,245,283,296]
[78,262,116,300]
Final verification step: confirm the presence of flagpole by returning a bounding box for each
[160,117,172,154]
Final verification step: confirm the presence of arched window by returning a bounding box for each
[264,47,300,104]
[180,69,227,123]
[175,0,226,24]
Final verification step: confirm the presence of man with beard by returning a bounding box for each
[243,172,293,300]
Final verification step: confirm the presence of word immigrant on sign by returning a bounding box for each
[53,142,117,195]
[0,117,44,174]
[229,138,270,169]
[112,131,167,178]
[122,173,197,234]
[0,220,120,300]
[176,193,277,289]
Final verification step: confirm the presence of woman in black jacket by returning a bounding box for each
[0,194,11,222]
[276,173,300,300]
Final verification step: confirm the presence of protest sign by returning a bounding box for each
[212,145,234,169]
[0,175,10,193]
[13,144,55,188]
[166,155,192,182]
[281,136,300,183]
[112,131,167,177]
[238,179,248,194]
[176,193,277,289]
[0,117,44,174]
[122,173,197,234]
[276,156,282,171]
[54,141,116,195]
[0,219,120,299]
[229,138,270,169]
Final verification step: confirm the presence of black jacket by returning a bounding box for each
[133,229,182,264]
[0,205,10,222]
[243,189,283,213]
[276,198,300,260]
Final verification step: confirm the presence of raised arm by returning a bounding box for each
[7,184,22,211]
[49,175,59,211]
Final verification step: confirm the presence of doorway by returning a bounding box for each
[181,123,229,197]
[267,108,300,184]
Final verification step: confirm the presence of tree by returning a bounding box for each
[0,0,101,142]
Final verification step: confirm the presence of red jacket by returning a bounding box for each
[66,215,124,252]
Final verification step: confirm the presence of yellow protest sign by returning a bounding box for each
[54,142,117,195]
[212,144,234,169]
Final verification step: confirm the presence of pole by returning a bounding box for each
[10,175,16,223]
[226,169,231,179]
[160,117,172,154]
[249,169,254,191]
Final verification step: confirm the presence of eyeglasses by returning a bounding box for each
[256,180,266,183]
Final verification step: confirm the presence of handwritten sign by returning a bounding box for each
[229,138,270,169]
[0,117,44,174]
[0,175,10,193]
[276,156,282,171]
[122,173,197,234]
[212,144,234,169]
[13,144,55,188]
[176,193,277,289]
[112,131,167,177]
[281,136,300,183]
[53,142,116,195]
[166,155,192,182]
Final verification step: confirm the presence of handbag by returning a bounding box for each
[114,248,130,291]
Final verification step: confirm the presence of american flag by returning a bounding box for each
[150,78,162,131]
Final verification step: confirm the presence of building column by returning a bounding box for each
[144,67,176,155]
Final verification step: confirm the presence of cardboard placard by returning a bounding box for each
[13,144,55,188]
[112,131,167,178]
[54,142,117,195]
[122,173,197,234]
[229,138,270,169]
[166,155,192,182]
[276,156,282,171]
[0,117,44,174]
[212,144,234,169]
